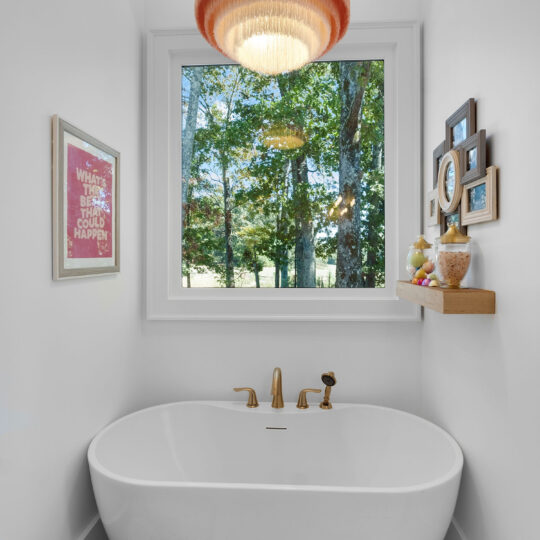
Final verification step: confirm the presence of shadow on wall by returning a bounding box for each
[82,519,108,540]
[445,521,465,540]
[68,448,98,539]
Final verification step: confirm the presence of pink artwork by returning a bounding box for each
[66,144,113,259]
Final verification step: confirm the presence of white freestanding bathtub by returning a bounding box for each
[88,401,462,540]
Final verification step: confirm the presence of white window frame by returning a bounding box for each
[146,22,421,321]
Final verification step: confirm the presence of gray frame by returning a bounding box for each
[440,204,468,236]
[432,140,447,188]
[445,98,476,149]
[458,129,486,185]
[52,116,120,279]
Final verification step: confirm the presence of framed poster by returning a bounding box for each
[52,116,120,279]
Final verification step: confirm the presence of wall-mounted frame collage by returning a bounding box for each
[428,98,499,235]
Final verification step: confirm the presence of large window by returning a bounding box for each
[147,24,420,320]
[181,61,385,289]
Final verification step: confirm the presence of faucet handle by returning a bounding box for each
[234,387,259,408]
[296,388,322,409]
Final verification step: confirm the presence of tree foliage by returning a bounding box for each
[181,60,385,288]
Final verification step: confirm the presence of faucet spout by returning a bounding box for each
[271,367,284,409]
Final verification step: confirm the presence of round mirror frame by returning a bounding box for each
[438,149,462,213]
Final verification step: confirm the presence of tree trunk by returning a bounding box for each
[336,61,371,288]
[182,68,203,205]
[292,156,316,288]
[280,260,289,288]
[181,69,202,288]
[276,160,290,289]
[223,164,235,288]
[254,263,260,288]
[364,192,384,288]
[183,179,195,288]
[274,216,281,287]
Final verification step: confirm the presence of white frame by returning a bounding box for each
[462,166,498,226]
[438,150,462,213]
[52,115,120,280]
[146,23,421,321]
[425,188,441,227]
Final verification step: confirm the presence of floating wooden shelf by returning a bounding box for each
[396,281,496,314]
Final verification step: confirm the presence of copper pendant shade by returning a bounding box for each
[262,125,306,150]
[195,0,350,75]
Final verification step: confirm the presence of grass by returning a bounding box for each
[183,261,337,288]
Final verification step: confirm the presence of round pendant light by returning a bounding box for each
[195,0,350,75]
[263,125,306,150]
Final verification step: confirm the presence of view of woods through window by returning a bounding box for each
[181,60,385,288]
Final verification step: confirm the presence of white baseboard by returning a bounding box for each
[78,515,108,540]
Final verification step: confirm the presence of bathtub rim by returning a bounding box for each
[88,400,463,494]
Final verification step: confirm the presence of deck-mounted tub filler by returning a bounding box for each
[88,401,463,540]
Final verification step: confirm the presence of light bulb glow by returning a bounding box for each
[196,0,350,75]
[263,125,306,150]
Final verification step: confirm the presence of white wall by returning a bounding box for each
[0,1,143,539]
[136,0,424,416]
[138,321,421,409]
[11,0,533,539]
[421,1,540,539]
[143,0,422,29]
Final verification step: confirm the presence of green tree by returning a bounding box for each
[195,66,256,287]
[181,60,385,289]
[336,61,372,288]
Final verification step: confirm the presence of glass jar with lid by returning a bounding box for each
[437,225,472,288]
[406,235,433,280]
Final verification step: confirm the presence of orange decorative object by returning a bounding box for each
[195,0,350,75]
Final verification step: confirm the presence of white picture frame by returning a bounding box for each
[52,116,120,280]
[462,166,498,226]
[426,188,441,227]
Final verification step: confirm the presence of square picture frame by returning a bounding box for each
[433,140,447,188]
[52,116,120,280]
[425,188,441,227]
[459,129,486,185]
[446,98,476,149]
[462,166,498,226]
[440,204,468,237]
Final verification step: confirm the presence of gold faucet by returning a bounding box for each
[233,387,259,408]
[296,388,321,409]
[271,367,284,409]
